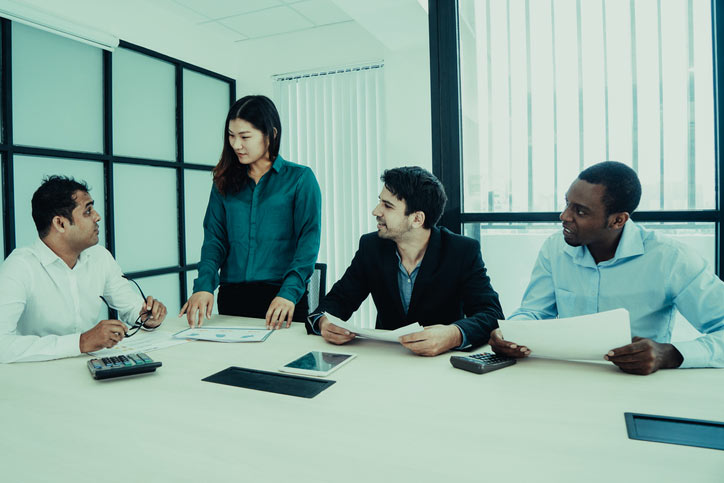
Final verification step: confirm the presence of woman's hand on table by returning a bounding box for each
[265,296,295,329]
[179,291,214,327]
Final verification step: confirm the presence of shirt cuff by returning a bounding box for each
[672,338,715,368]
[308,312,325,335]
[278,272,305,304]
[67,333,83,356]
[452,324,470,350]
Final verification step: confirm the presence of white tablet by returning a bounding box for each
[279,351,356,377]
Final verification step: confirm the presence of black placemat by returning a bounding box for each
[625,412,724,450]
[202,366,335,398]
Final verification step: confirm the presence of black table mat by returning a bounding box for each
[203,366,335,398]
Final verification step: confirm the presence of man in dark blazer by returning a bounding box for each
[307,166,504,356]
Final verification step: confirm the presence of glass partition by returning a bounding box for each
[183,69,228,166]
[12,23,103,153]
[113,164,178,272]
[184,169,213,265]
[112,48,176,161]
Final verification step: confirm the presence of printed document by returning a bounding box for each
[325,313,423,343]
[498,308,632,362]
[173,327,273,343]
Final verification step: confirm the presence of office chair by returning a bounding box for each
[308,263,327,311]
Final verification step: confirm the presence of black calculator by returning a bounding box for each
[87,353,162,380]
[449,352,516,374]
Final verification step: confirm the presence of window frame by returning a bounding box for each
[0,19,236,309]
[428,0,724,277]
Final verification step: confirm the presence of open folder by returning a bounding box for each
[325,313,423,342]
[498,308,632,362]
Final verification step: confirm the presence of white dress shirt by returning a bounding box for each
[509,221,724,368]
[0,239,145,363]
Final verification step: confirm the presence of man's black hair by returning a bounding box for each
[31,175,90,238]
[578,161,641,215]
[380,166,447,229]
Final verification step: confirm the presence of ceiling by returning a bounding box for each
[169,0,428,50]
[171,0,354,41]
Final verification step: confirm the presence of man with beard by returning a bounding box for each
[490,161,724,373]
[0,176,167,363]
[307,166,503,356]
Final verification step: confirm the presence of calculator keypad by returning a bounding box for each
[87,353,161,380]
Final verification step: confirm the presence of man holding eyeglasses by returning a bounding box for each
[0,176,167,363]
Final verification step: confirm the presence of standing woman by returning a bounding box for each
[180,95,322,329]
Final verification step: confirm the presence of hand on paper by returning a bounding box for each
[488,328,531,358]
[398,324,462,356]
[265,296,295,329]
[79,319,128,352]
[320,316,356,345]
[179,291,214,327]
[140,296,166,328]
[604,337,683,375]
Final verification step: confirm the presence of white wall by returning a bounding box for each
[234,21,432,174]
[383,45,431,171]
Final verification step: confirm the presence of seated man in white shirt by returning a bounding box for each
[490,161,724,374]
[0,176,167,363]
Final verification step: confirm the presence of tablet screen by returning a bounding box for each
[284,351,353,372]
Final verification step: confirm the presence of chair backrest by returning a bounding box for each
[308,262,327,311]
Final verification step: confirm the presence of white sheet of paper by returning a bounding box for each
[325,313,424,343]
[173,327,272,343]
[90,330,188,357]
[498,309,632,362]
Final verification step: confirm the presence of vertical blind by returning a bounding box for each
[274,63,384,328]
[459,0,715,213]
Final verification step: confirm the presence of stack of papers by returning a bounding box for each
[498,308,632,362]
[173,327,273,343]
[90,330,188,357]
[325,313,423,342]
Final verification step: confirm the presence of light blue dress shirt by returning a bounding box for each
[509,221,724,368]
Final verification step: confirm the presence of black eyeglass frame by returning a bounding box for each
[99,276,151,337]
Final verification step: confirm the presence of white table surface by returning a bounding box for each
[2,315,723,482]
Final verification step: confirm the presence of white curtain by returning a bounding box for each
[274,64,384,328]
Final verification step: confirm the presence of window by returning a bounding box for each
[458,0,715,213]
[428,0,723,333]
[0,19,235,315]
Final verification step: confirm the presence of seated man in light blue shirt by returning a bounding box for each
[490,161,724,374]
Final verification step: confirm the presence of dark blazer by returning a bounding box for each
[309,227,504,347]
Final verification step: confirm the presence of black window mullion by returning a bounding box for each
[713,0,724,279]
[429,0,463,234]
[103,49,115,258]
[176,63,187,309]
[2,18,13,257]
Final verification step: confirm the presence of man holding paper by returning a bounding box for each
[307,167,504,356]
[490,162,724,374]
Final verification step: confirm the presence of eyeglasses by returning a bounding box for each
[100,276,151,337]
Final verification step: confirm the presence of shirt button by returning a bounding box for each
[408,279,411,283]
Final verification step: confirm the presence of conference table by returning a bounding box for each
[2,315,723,482]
